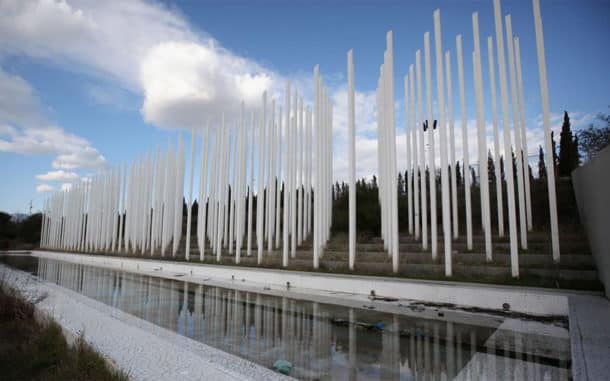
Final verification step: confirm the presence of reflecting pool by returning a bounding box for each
[0,255,571,380]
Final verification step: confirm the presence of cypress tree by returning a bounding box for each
[559,111,577,176]
[571,135,581,169]
[488,150,496,185]
[537,145,547,179]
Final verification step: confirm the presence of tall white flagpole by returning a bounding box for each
[493,0,519,276]
[405,74,413,236]
[456,35,473,250]
[416,50,428,250]
[410,65,420,240]
[488,36,505,237]
[532,0,560,262]
[515,37,533,231]
[473,12,492,261]
[283,83,290,267]
[247,111,255,257]
[348,49,356,271]
[434,9,452,276]
[424,31,437,260]
[445,51,458,240]
[257,92,267,264]
[185,129,196,262]
[505,15,528,250]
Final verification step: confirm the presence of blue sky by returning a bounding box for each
[1,0,609,214]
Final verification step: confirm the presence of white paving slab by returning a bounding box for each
[569,294,610,381]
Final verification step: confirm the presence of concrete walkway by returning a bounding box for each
[569,294,610,381]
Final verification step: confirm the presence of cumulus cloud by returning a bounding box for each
[36,169,79,181]
[0,0,194,90]
[0,68,106,171]
[0,0,282,131]
[140,41,275,130]
[36,183,54,193]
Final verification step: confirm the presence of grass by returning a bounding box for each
[0,280,129,381]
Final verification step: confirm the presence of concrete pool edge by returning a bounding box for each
[31,249,588,316]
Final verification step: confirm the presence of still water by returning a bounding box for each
[0,255,570,380]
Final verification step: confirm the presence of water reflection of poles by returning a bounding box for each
[349,309,357,379]
[381,315,400,380]
[447,322,455,380]
[433,323,440,380]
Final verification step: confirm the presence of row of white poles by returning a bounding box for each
[367,0,559,277]
[41,141,186,256]
[43,68,334,269]
[42,0,559,279]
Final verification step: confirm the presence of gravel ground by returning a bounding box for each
[0,264,293,381]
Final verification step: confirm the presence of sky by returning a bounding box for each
[1,0,609,214]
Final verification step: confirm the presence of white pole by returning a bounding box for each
[216,116,226,262]
[488,36,505,237]
[434,9,452,276]
[456,35,473,250]
[199,126,210,260]
[348,49,356,271]
[514,37,533,231]
[257,92,267,264]
[304,107,313,239]
[386,31,399,272]
[119,162,127,251]
[313,67,320,269]
[283,83,290,267]
[416,50,428,250]
[290,94,299,258]
[275,108,283,249]
[298,98,304,246]
[505,15,528,250]
[445,51,458,239]
[493,0,519,276]
[174,135,185,257]
[405,74,413,236]
[247,112,255,257]
[473,12,493,261]
[532,0,560,261]
[424,31,437,260]
[228,124,237,255]
[410,64,420,240]
[185,129,196,261]
[268,100,277,251]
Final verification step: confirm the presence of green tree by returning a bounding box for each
[488,150,495,185]
[578,111,610,161]
[558,111,579,176]
[537,145,547,179]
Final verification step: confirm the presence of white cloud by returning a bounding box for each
[52,146,105,169]
[0,0,284,131]
[0,0,194,91]
[36,169,79,181]
[0,66,106,194]
[60,182,73,191]
[140,41,276,130]
[36,183,54,193]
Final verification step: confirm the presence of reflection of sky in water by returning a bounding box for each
[0,255,571,381]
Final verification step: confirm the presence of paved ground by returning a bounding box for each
[0,264,292,381]
[569,294,610,381]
